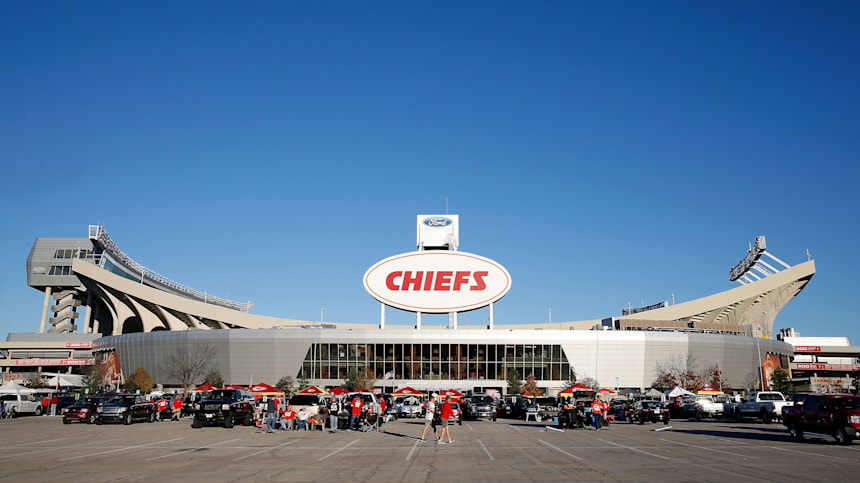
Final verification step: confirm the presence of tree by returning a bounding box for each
[343,368,360,392]
[129,367,154,394]
[297,370,310,391]
[203,369,224,388]
[24,374,48,389]
[651,370,678,392]
[578,377,600,390]
[276,376,295,396]
[163,342,216,395]
[356,367,376,391]
[564,367,578,387]
[506,368,522,395]
[123,377,138,393]
[522,372,541,396]
[81,365,104,395]
[743,371,760,392]
[771,367,792,394]
[653,354,701,391]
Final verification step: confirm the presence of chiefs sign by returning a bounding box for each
[364,251,512,313]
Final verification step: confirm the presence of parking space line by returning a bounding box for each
[233,440,297,462]
[660,438,758,459]
[317,439,358,461]
[15,437,68,447]
[477,439,494,461]
[405,440,420,461]
[466,423,474,431]
[0,439,120,460]
[146,438,241,461]
[598,438,671,460]
[61,438,183,461]
[537,439,583,460]
[765,445,839,459]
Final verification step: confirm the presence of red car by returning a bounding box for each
[62,395,111,424]
[783,394,860,445]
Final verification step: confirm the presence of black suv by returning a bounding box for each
[192,389,254,428]
[96,394,156,425]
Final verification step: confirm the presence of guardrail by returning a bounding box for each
[87,225,253,312]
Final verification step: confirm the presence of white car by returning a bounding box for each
[1,393,43,416]
[397,397,422,418]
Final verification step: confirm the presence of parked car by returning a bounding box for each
[192,388,254,428]
[683,395,725,419]
[465,395,498,421]
[96,394,156,425]
[0,393,42,416]
[288,394,325,417]
[529,396,560,422]
[56,395,77,413]
[629,400,670,425]
[449,401,463,425]
[731,391,792,424]
[62,395,111,424]
[397,396,422,418]
[502,395,528,419]
[782,394,860,445]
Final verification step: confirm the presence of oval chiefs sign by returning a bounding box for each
[363,251,512,313]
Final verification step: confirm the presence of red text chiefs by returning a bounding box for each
[385,271,488,291]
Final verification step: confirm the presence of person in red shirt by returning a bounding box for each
[280,405,296,430]
[350,396,363,431]
[591,398,603,431]
[438,396,455,444]
[172,397,183,421]
[379,397,387,431]
[41,396,49,416]
[50,394,59,416]
[157,398,169,421]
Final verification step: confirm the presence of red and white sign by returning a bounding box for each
[65,342,92,348]
[794,363,860,371]
[364,251,512,313]
[794,346,821,352]
[15,358,92,366]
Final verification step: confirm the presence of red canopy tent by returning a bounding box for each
[192,383,216,392]
[521,390,541,397]
[697,386,724,395]
[328,387,349,396]
[392,386,425,397]
[558,384,593,396]
[249,383,284,396]
[222,384,246,390]
[437,389,464,399]
[297,385,329,395]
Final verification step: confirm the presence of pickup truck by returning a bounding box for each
[729,391,792,424]
[683,396,725,419]
[96,394,156,425]
[782,394,860,445]
[192,388,254,428]
[0,393,43,416]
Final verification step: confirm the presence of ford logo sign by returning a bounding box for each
[423,216,452,227]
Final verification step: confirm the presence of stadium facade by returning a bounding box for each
[17,222,816,393]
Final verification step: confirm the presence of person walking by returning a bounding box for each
[171,396,183,421]
[265,397,277,433]
[328,398,340,433]
[378,397,386,432]
[349,396,363,431]
[420,397,438,442]
[50,394,59,416]
[438,396,454,444]
[591,398,603,431]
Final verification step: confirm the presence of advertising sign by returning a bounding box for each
[364,251,512,313]
[65,342,92,348]
[794,346,821,352]
[794,363,860,371]
[14,358,92,366]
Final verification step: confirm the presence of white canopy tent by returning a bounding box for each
[664,386,694,398]
[45,375,84,388]
[0,381,36,394]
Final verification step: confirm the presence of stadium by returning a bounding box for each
[17,219,816,394]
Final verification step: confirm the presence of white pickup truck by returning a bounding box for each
[0,393,43,416]
[729,391,792,424]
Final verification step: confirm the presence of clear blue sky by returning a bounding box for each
[1,2,858,341]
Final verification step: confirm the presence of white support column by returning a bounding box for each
[83,292,93,333]
[380,303,385,329]
[416,312,421,329]
[488,302,494,329]
[757,259,781,274]
[39,287,52,333]
[453,312,458,329]
[763,251,791,269]
[751,265,771,277]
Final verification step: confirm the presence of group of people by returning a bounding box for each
[261,395,391,434]
[152,395,184,421]
[557,397,611,430]
[419,395,455,444]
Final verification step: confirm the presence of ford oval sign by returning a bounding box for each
[363,251,512,313]
[422,216,452,227]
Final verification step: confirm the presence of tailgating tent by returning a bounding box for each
[437,389,464,399]
[0,381,35,394]
[192,383,217,393]
[392,386,425,397]
[664,386,694,398]
[297,386,328,395]
[558,384,593,396]
[328,387,349,396]
[645,388,663,398]
[249,383,284,396]
[223,384,246,390]
[697,386,724,395]
[521,391,540,397]
[45,375,83,388]
[597,388,617,396]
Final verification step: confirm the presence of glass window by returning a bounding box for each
[348,344,357,359]
[394,344,403,361]
[441,362,449,379]
[477,345,486,362]
[459,344,468,362]
[422,344,431,361]
[440,344,449,362]
[487,345,496,362]
[338,344,346,359]
[432,345,440,361]
[404,344,413,361]
[552,345,561,361]
[375,344,384,361]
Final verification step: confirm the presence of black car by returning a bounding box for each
[56,395,77,413]
[62,395,111,424]
[192,389,254,428]
[629,400,670,425]
[465,395,498,421]
[96,394,156,425]
[502,396,529,419]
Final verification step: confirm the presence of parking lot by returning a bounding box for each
[2,416,860,482]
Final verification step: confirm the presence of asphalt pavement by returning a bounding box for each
[1,415,860,482]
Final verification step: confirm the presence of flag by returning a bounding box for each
[383,370,395,380]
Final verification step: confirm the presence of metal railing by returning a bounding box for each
[87,225,254,312]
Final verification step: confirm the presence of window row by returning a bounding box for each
[48,265,72,276]
[301,360,571,381]
[53,249,97,260]
[305,343,568,363]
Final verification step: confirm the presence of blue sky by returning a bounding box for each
[1,1,858,341]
